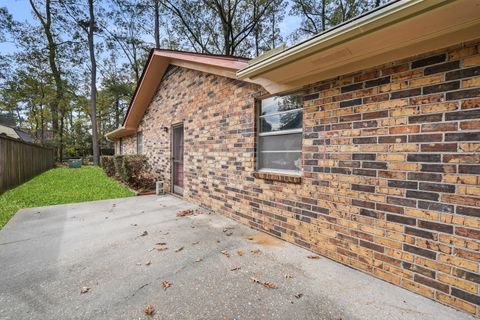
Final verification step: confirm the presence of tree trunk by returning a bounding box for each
[154,0,160,48]
[88,0,99,165]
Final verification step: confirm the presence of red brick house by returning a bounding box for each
[107,1,480,315]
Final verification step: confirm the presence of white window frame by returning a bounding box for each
[256,93,303,175]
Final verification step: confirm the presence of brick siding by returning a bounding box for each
[117,41,480,315]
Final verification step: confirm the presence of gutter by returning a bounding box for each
[237,0,453,79]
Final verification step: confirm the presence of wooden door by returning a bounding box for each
[172,124,184,195]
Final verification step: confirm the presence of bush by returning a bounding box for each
[110,154,154,191]
[100,156,115,177]
[113,155,124,179]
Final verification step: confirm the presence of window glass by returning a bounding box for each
[137,132,143,154]
[257,92,303,173]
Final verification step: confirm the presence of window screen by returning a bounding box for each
[258,93,303,172]
[137,131,143,154]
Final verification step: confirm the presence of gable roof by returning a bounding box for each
[107,0,480,139]
[106,50,251,139]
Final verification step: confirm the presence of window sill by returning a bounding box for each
[253,171,302,184]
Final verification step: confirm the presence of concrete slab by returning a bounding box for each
[0,195,474,320]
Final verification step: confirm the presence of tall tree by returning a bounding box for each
[154,0,160,48]
[28,0,65,159]
[88,0,100,165]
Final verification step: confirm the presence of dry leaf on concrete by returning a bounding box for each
[230,266,241,271]
[221,250,230,257]
[263,282,278,289]
[145,260,151,266]
[284,274,293,279]
[295,293,303,299]
[80,286,90,294]
[307,255,320,260]
[250,249,261,254]
[195,258,203,262]
[175,246,184,252]
[162,280,171,290]
[236,249,244,256]
[144,305,155,315]
[139,231,148,237]
[250,277,260,283]
[192,241,200,245]
[176,209,194,217]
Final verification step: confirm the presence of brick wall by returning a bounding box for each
[117,41,480,315]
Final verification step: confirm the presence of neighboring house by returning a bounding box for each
[0,114,36,143]
[107,1,480,315]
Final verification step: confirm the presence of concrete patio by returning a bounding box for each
[0,195,475,320]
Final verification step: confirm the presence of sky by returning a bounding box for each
[0,0,301,56]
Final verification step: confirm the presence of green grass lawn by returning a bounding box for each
[0,166,135,229]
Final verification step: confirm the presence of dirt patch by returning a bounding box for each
[245,232,285,247]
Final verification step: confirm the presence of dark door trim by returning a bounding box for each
[171,123,184,196]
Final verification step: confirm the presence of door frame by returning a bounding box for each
[171,123,184,196]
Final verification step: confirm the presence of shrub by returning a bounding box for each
[113,155,124,180]
[121,155,148,183]
[100,156,115,177]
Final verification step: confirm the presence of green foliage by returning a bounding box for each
[100,155,115,177]
[113,155,124,179]
[0,167,134,229]
[110,154,153,190]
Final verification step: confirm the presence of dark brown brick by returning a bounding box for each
[421,143,457,152]
[376,203,404,214]
[459,165,480,174]
[446,88,480,101]
[418,201,454,213]
[402,262,436,278]
[405,227,436,240]
[421,164,456,173]
[365,76,390,88]
[411,54,446,68]
[352,199,375,209]
[387,196,416,208]
[408,172,442,182]
[409,113,443,124]
[423,81,459,94]
[304,93,319,101]
[353,120,378,128]
[454,269,480,284]
[388,180,418,189]
[406,190,439,201]
[340,114,361,122]
[445,132,480,142]
[360,209,383,219]
[352,153,376,160]
[407,154,441,162]
[414,274,449,293]
[386,214,416,225]
[362,161,387,169]
[353,169,377,177]
[360,240,384,253]
[446,66,480,81]
[391,88,421,99]
[456,206,480,218]
[363,110,389,120]
[419,182,455,193]
[352,184,375,193]
[403,244,436,259]
[424,61,460,75]
[341,83,363,93]
[445,109,480,121]
[451,288,480,306]
[340,98,362,108]
[418,220,453,234]
[379,135,407,143]
[408,134,443,143]
[353,137,377,144]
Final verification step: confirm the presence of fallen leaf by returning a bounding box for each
[162,280,171,290]
[195,258,203,262]
[80,286,90,294]
[192,241,200,245]
[247,236,254,240]
[250,277,260,283]
[175,266,185,273]
[176,209,194,217]
[263,282,278,289]
[295,293,303,299]
[175,246,184,252]
[221,250,230,257]
[223,226,234,232]
[140,231,148,237]
[156,247,168,252]
[230,266,241,271]
[366,300,373,305]
[284,274,293,279]
[155,242,167,246]
[144,305,155,315]
[145,260,151,266]
[216,240,221,243]
[131,224,137,226]
[307,255,320,260]
[236,249,244,256]
[250,249,261,254]
[226,232,233,236]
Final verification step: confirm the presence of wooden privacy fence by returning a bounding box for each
[0,135,55,194]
